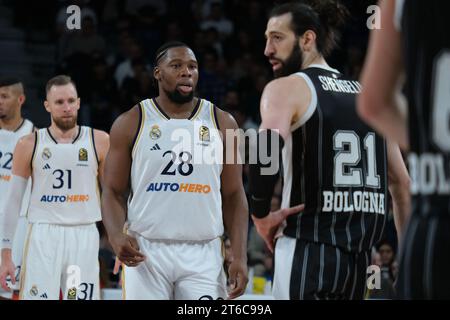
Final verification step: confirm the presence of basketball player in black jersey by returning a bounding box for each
[359,0,450,299]
[249,1,411,300]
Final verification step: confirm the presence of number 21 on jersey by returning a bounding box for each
[333,130,380,188]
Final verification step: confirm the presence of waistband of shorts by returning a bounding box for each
[128,230,222,245]
[29,221,97,228]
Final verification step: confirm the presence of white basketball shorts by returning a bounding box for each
[19,223,100,300]
[123,234,227,300]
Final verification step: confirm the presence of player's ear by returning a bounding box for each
[300,30,316,52]
[44,100,50,113]
[18,94,26,106]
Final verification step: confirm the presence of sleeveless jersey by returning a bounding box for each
[282,65,388,253]
[128,98,223,241]
[397,0,450,216]
[0,119,34,217]
[28,126,101,224]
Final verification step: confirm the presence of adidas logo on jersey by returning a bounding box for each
[40,293,48,299]
[42,163,51,170]
[150,144,161,151]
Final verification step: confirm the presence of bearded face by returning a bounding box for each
[272,41,304,78]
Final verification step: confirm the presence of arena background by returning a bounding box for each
[0,0,398,299]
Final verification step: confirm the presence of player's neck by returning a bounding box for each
[155,96,198,119]
[48,124,80,143]
[302,55,329,70]
[0,115,24,131]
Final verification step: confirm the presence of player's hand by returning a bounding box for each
[109,233,145,268]
[112,257,122,275]
[227,259,248,300]
[0,249,16,292]
[252,204,304,253]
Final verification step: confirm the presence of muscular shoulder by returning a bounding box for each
[93,129,110,146]
[265,75,308,91]
[12,132,36,171]
[262,76,310,107]
[92,129,110,160]
[261,75,311,124]
[109,105,141,149]
[16,132,36,150]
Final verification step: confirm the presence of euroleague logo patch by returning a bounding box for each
[199,125,210,142]
[78,148,88,161]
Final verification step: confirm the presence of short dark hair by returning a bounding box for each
[269,0,348,57]
[0,76,22,88]
[45,75,77,95]
[154,41,191,65]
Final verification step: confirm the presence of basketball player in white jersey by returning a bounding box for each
[0,75,109,300]
[0,77,34,299]
[102,41,249,300]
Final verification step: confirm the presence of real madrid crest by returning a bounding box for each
[150,125,161,140]
[30,285,38,296]
[42,147,52,160]
[79,148,88,161]
[199,125,210,142]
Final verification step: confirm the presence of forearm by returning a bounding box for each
[248,130,284,218]
[360,99,408,151]
[101,188,128,240]
[1,248,12,262]
[223,191,248,263]
[1,175,27,249]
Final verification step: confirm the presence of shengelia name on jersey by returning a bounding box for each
[318,75,362,94]
[322,190,385,214]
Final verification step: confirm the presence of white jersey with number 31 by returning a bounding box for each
[28,126,101,224]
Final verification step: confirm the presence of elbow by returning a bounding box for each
[389,174,411,199]
[222,189,240,204]
[397,171,411,191]
[402,175,411,191]
[357,91,380,125]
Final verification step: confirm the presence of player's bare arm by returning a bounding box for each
[217,108,249,299]
[9,133,35,178]
[259,76,308,139]
[0,133,35,291]
[92,129,110,187]
[386,140,411,243]
[358,0,408,150]
[250,76,309,252]
[101,106,145,268]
